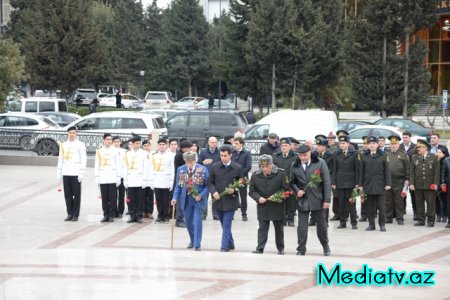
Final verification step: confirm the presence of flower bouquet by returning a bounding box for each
[401,182,409,197]
[187,179,202,213]
[217,178,247,199]
[269,190,293,203]
[348,188,366,204]
[304,169,322,191]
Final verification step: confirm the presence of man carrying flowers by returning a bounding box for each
[171,152,209,251]
[290,145,332,256]
[249,155,289,255]
[208,145,244,252]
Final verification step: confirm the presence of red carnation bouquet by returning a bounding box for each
[187,179,199,197]
[269,190,293,203]
[429,184,437,190]
[304,169,322,191]
[401,182,409,197]
[217,178,247,199]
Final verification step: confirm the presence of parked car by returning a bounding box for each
[0,113,60,150]
[348,125,425,145]
[173,96,204,109]
[373,118,433,139]
[245,110,338,142]
[70,88,97,106]
[166,110,248,146]
[36,112,81,127]
[6,97,68,113]
[63,111,167,136]
[193,99,235,110]
[338,120,372,132]
[140,109,185,122]
[143,91,174,109]
[98,93,143,109]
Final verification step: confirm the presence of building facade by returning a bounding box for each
[0,0,11,34]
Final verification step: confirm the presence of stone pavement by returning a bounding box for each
[0,165,449,299]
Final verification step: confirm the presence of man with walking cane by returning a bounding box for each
[171,152,209,250]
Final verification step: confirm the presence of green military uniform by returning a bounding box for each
[385,137,410,224]
[328,143,339,153]
[410,140,440,226]
[272,145,297,226]
[249,155,287,254]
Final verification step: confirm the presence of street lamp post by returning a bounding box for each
[139,70,145,99]
[218,0,222,110]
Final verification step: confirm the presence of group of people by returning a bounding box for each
[56,125,450,256]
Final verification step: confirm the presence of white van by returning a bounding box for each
[143,91,173,109]
[245,110,338,142]
[6,97,68,113]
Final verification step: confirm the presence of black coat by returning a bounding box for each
[399,142,416,158]
[313,149,334,177]
[208,160,243,211]
[290,154,332,212]
[249,166,286,221]
[332,147,360,188]
[231,148,252,178]
[359,149,392,195]
[259,142,279,156]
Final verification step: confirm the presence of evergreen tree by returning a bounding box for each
[0,39,24,110]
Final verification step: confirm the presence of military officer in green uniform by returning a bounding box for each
[409,139,440,227]
[385,135,410,225]
[359,136,392,231]
[327,132,339,153]
[272,137,297,227]
[249,155,287,255]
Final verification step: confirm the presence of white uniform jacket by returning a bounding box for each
[123,149,146,188]
[144,151,174,189]
[94,146,122,184]
[57,139,87,177]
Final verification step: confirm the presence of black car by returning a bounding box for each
[373,118,433,138]
[166,110,248,147]
[36,112,81,127]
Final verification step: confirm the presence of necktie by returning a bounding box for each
[188,168,193,178]
[422,156,425,162]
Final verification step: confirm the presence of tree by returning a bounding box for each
[157,0,210,97]
[7,0,109,96]
[0,39,24,110]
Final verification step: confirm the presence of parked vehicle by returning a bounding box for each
[193,99,235,110]
[6,97,68,113]
[36,112,81,127]
[373,118,433,138]
[140,109,185,122]
[173,96,204,108]
[70,88,97,106]
[338,120,372,132]
[166,110,248,146]
[143,91,173,109]
[348,125,425,145]
[245,110,338,142]
[63,111,167,136]
[98,93,143,109]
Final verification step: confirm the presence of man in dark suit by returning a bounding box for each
[208,145,244,252]
[290,145,331,256]
[359,136,392,232]
[259,133,280,155]
[232,137,252,221]
[249,155,287,255]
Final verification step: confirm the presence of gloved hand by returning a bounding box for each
[77,175,83,183]
[116,179,121,187]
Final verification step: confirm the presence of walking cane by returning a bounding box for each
[170,202,175,249]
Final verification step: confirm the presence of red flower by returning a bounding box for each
[314,169,321,175]
[57,188,62,192]
[240,178,247,185]
[126,197,130,203]
[443,185,447,193]
[429,184,437,190]
[401,192,407,197]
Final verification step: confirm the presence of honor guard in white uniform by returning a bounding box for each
[95,133,122,222]
[57,126,87,222]
[142,140,155,219]
[144,138,175,223]
[112,136,126,217]
[123,136,146,223]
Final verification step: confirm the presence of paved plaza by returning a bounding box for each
[0,164,449,299]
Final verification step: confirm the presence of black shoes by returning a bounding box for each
[296,251,305,256]
[195,247,201,251]
[176,222,186,228]
[337,223,346,229]
[213,215,219,220]
[100,217,109,223]
[108,217,114,222]
[359,217,367,222]
[365,225,375,231]
[385,219,393,224]
[252,250,263,254]
[116,214,123,218]
[278,250,284,255]
[308,221,316,226]
[71,217,78,222]
[64,215,73,221]
[287,221,295,227]
[155,218,164,223]
[397,220,404,225]
[187,243,193,249]
[446,223,450,228]
[242,215,248,222]
[380,226,386,232]
[127,218,136,223]
[323,244,331,256]
[414,222,425,226]
[136,219,143,224]
[330,216,340,221]
[427,222,434,227]
[352,224,358,230]
[220,248,230,252]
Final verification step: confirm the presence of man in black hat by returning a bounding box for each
[232,136,252,221]
[312,134,335,224]
[409,139,440,227]
[173,140,194,227]
[290,145,331,256]
[57,126,87,222]
[272,137,297,227]
[249,155,287,255]
[259,133,280,155]
[385,135,410,225]
[289,137,300,153]
[359,136,391,231]
[332,132,360,229]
